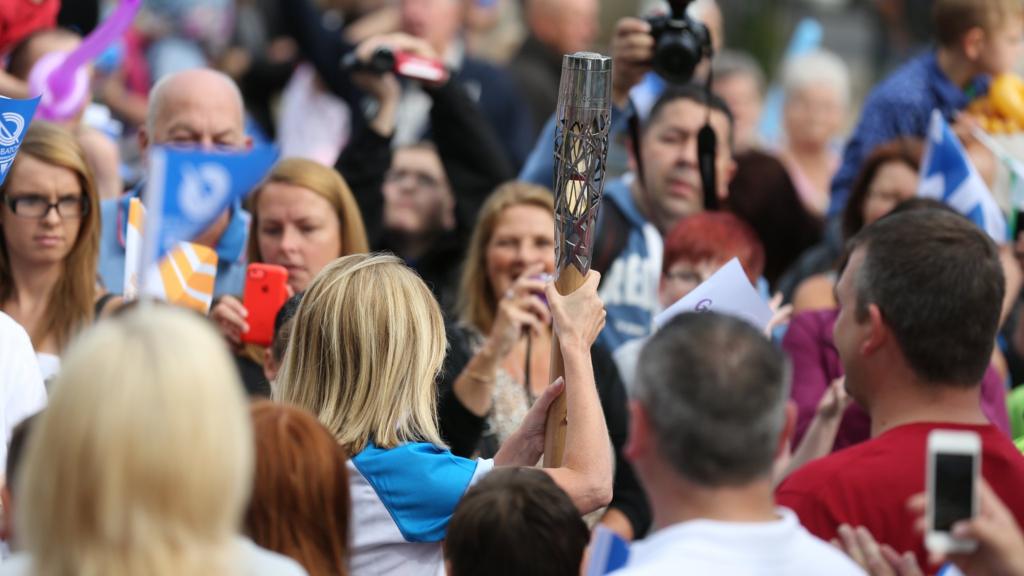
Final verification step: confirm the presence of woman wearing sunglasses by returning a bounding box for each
[0,121,103,382]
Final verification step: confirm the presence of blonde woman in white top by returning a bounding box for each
[275,253,612,576]
[0,307,305,576]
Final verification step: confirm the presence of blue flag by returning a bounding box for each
[140,145,278,287]
[0,97,41,186]
[585,525,630,575]
[918,109,1007,243]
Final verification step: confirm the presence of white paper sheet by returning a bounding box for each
[654,258,773,331]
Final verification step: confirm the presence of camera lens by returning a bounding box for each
[653,33,700,84]
[368,47,397,74]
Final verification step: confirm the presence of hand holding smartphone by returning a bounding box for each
[241,264,290,347]
[926,429,981,555]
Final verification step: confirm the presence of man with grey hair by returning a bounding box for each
[711,50,765,153]
[98,68,253,296]
[611,312,864,575]
[508,0,599,137]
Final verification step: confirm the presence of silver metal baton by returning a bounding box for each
[544,51,612,468]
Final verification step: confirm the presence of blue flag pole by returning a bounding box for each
[138,147,168,297]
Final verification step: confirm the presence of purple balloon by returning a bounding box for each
[29,0,142,122]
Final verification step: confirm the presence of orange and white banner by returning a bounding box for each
[124,198,218,314]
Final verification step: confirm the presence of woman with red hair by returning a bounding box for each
[658,211,766,310]
[245,401,351,576]
[613,211,767,389]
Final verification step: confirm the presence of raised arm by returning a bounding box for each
[275,0,359,106]
[336,33,436,249]
[494,272,613,514]
[426,77,515,227]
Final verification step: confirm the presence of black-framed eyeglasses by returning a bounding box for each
[1,194,90,219]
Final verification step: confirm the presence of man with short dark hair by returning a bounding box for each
[595,83,735,353]
[445,467,589,576]
[612,312,863,574]
[777,209,1024,571]
[710,50,765,153]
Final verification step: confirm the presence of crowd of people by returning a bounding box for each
[2,0,1024,574]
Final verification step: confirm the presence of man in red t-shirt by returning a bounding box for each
[776,208,1024,573]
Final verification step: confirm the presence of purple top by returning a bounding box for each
[783,309,1011,451]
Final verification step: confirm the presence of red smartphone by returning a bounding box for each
[241,263,290,347]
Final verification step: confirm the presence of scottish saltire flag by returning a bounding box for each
[139,144,277,292]
[124,198,219,314]
[918,109,1008,243]
[0,97,41,186]
[982,130,1024,235]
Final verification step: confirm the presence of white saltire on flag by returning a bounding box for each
[918,109,1007,243]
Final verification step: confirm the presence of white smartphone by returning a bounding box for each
[926,429,981,554]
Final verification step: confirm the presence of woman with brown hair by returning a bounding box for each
[209,158,369,394]
[789,138,924,313]
[212,158,369,343]
[245,401,350,576]
[775,138,924,304]
[0,121,104,381]
[445,181,650,540]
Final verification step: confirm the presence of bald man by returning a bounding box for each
[97,69,254,297]
[509,0,599,137]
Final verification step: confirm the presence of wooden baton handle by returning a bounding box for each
[542,265,588,468]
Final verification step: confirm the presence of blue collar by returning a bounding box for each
[116,183,250,264]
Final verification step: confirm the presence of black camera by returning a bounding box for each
[646,0,712,84]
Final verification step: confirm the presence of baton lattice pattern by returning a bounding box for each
[553,111,610,275]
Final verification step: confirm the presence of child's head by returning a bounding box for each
[934,0,1024,75]
[263,291,304,385]
[6,28,80,81]
[445,468,589,576]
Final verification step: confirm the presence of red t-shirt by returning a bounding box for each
[0,0,59,54]
[776,422,1024,574]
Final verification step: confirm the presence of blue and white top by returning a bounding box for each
[595,178,663,353]
[348,442,494,576]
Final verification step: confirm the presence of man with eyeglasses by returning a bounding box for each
[97,68,253,297]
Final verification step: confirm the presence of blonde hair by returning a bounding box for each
[18,306,254,576]
[247,158,369,264]
[458,181,554,334]
[0,121,99,350]
[274,253,447,454]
